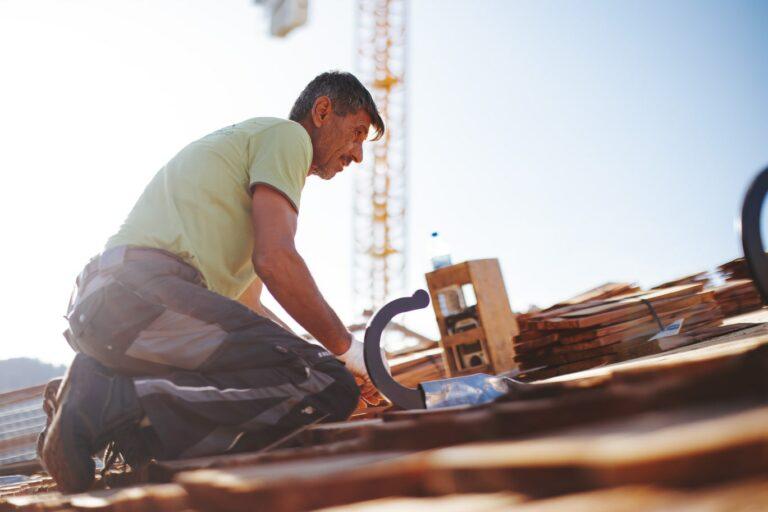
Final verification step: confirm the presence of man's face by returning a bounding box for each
[308,99,372,180]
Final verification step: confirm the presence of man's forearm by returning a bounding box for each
[254,249,352,355]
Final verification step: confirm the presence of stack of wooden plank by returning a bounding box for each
[652,271,710,289]
[718,257,752,280]
[513,284,724,377]
[546,282,640,309]
[514,282,640,335]
[389,347,445,389]
[714,279,762,317]
[713,257,763,317]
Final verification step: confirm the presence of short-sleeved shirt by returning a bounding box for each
[106,117,313,299]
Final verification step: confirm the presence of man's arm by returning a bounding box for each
[250,185,352,355]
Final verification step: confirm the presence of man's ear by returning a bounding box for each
[311,96,333,127]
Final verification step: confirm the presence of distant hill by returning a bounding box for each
[0,358,67,393]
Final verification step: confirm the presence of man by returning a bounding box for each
[41,71,386,493]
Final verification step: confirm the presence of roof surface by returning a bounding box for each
[1,272,767,511]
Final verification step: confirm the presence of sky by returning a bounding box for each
[0,0,766,365]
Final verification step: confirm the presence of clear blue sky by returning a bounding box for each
[0,0,766,364]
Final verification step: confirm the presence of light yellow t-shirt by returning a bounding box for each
[106,117,313,299]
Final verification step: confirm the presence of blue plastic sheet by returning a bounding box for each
[420,373,511,409]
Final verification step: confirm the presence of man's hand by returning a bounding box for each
[355,376,384,406]
[337,338,389,405]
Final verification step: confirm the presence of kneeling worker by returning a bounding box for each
[41,71,386,493]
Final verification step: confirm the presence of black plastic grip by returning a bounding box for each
[363,289,431,410]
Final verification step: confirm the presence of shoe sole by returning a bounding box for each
[36,378,63,461]
[42,355,96,493]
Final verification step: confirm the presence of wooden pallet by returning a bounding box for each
[426,259,518,376]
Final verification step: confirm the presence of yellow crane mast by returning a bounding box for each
[354,0,408,314]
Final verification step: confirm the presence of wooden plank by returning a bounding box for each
[300,420,382,447]
[515,330,559,343]
[522,345,623,367]
[558,284,704,319]
[505,486,685,512]
[0,434,38,454]
[513,334,559,354]
[548,282,640,308]
[467,259,519,373]
[1,488,120,512]
[682,322,756,340]
[389,348,443,372]
[177,452,421,512]
[647,477,768,511]
[519,356,617,379]
[319,479,768,512]
[174,402,768,510]
[723,307,768,324]
[554,303,722,352]
[717,257,752,280]
[70,484,189,512]
[439,327,485,349]
[532,292,710,331]
[365,409,498,452]
[542,323,768,384]
[316,493,523,511]
[148,439,370,483]
[502,478,767,512]
[558,301,718,344]
[0,385,45,408]
[652,271,710,290]
[422,402,768,497]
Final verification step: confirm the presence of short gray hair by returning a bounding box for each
[289,71,385,141]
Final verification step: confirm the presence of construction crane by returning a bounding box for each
[353,0,408,315]
[254,0,412,331]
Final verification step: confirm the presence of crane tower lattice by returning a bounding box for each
[354,0,408,314]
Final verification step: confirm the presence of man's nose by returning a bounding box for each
[351,142,363,164]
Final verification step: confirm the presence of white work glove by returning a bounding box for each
[337,338,390,379]
[337,338,390,405]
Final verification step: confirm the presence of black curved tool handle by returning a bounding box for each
[364,289,431,410]
[741,165,768,304]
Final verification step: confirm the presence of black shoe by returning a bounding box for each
[36,377,63,462]
[110,424,155,469]
[41,354,143,493]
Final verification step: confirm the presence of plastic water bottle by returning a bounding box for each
[430,232,466,316]
[430,232,452,270]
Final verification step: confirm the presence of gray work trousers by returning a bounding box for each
[64,246,359,460]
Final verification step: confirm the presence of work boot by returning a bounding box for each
[37,376,152,477]
[36,377,63,461]
[41,354,143,493]
[109,424,155,470]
